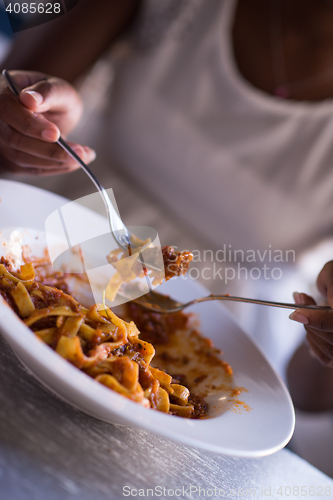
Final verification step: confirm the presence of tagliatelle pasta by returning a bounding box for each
[106,243,194,301]
[0,259,206,418]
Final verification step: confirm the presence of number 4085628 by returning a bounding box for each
[5,3,61,14]
[276,485,331,496]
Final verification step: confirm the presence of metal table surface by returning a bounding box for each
[0,334,332,500]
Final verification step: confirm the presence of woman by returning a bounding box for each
[1,0,333,472]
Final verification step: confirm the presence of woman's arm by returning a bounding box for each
[287,339,333,412]
[0,0,141,175]
[288,263,333,412]
[3,0,141,82]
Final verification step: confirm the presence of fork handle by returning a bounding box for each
[194,295,331,310]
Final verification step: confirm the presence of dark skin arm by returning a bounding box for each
[288,263,333,412]
[0,0,141,175]
[3,0,141,82]
[287,338,333,412]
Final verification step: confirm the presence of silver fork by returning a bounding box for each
[122,289,331,314]
[2,69,162,286]
[2,69,133,252]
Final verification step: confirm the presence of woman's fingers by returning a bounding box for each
[5,149,80,169]
[0,70,83,144]
[293,292,316,306]
[0,140,95,171]
[289,308,333,331]
[317,260,333,308]
[20,77,81,113]
[306,327,333,365]
[0,90,60,141]
[19,77,82,133]
[290,290,333,366]
[7,164,80,176]
[0,70,92,176]
[290,291,331,330]
[2,70,52,92]
[0,122,96,162]
[0,121,65,160]
[289,292,318,326]
[290,264,333,367]
[306,334,333,366]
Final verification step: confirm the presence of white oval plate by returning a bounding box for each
[0,180,294,457]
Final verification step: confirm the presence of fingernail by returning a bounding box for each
[293,292,302,305]
[24,90,43,105]
[41,129,58,141]
[289,312,309,324]
[85,148,96,161]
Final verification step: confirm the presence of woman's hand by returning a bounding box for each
[290,261,333,367]
[0,70,96,175]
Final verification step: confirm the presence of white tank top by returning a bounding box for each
[107,0,333,255]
